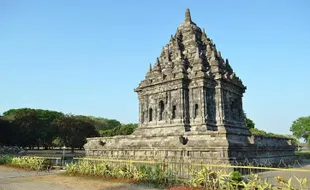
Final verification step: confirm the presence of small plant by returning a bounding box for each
[0,154,13,165]
[231,171,243,183]
[63,158,308,190]
[255,179,273,190]
[188,167,222,189]
[295,176,308,190]
[11,156,45,170]
[276,176,296,190]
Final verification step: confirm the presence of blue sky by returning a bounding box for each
[1,0,309,135]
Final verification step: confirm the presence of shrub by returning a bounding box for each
[64,159,309,189]
[11,156,45,170]
[0,155,13,165]
[231,171,243,183]
[65,159,179,187]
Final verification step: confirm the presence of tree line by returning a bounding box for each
[0,108,137,151]
[1,108,304,151]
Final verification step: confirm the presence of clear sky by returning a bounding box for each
[1,0,309,135]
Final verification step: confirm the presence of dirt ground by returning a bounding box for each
[0,166,161,190]
[1,162,310,190]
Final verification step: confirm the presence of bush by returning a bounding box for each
[231,171,243,183]
[11,156,45,170]
[65,159,308,189]
[65,159,179,187]
[0,155,13,165]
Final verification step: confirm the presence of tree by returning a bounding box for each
[3,108,64,149]
[290,116,310,144]
[87,116,109,130]
[11,109,46,148]
[0,117,14,145]
[84,116,121,131]
[245,117,255,129]
[106,119,121,129]
[243,111,255,129]
[54,115,99,152]
[100,123,138,137]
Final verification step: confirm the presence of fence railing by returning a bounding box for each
[2,154,310,189]
[70,157,310,189]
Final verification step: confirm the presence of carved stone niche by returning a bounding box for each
[179,135,189,145]
[248,135,255,144]
[99,140,106,146]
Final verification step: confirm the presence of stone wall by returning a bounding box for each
[85,133,297,165]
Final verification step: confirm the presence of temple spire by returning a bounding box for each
[185,8,192,23]
[149,63,152,71]
[156,57,160,65]
[202,28,207,38]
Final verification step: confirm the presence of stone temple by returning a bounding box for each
[84,9,296,164]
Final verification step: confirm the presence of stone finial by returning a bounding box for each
[202,28,206,35]
[218,51,222,58]
[211,50,217,60]
[193,33,197,42]
[156,57,160,65]
[225,58,233,72]
[206,44,211,52]
[202,28,207,38]
[195,47,200,60]
[165,47,171,61]
[185,8,192,23]
[170,35,174,41]
[149,63,152,71]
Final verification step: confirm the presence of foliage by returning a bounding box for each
[3,108,63,122]
[241,173,273,190]
[290,116,310,144]
[65,159,179,187]
[250,128,295,142]
[11,156,45,170]
[53,115,99,152]
[0,155,13,165]
[245,117,255,129]
[2,156,308,190]
[52,137,63,147]
[1,107,129,150]
[244,110,295,141]
[0,117,15,145]
[65,159,309,189]
[276,176,308,190]
[11,109,46,147]
[250,128,267,136]
[100,123,138,137]
[231,171,243,183]
[1,108,64,148]
[243,111,255,129]
[188,167,217,188]
[87,116,121,131]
